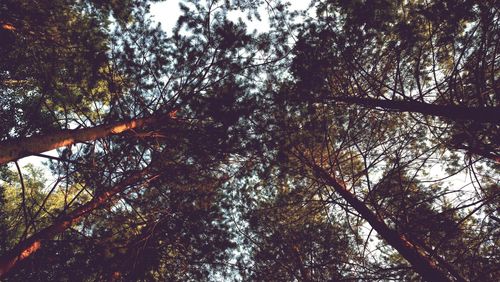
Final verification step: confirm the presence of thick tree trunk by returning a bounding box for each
[331,96,500,124]
[0,114,172,165]
[311,164,462,282]
[0,168,156,278]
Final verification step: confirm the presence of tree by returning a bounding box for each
[291,0,499,162]
[249,0,499,273]
[1,0,498,281]
[241,179,358,281]
[0,0,133,140]
[0,113,178,165]
[365,166,499,281]
[1,162,235,281]
[1,0,273,278]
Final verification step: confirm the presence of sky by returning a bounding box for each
[149,0,313,33]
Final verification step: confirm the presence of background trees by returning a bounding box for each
[1,0,498,281]
[291,0,499,161]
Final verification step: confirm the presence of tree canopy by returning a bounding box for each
[0,0,498,281]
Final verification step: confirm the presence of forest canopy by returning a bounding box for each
[0,0,498,281]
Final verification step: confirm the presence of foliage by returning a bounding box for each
[1,0,498,281]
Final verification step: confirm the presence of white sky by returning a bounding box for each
[150,0,312,33]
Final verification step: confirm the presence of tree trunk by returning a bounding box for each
[0,168,156,278]
[311,164,462,282]
[0,114,173,165]
[330,96,500,124]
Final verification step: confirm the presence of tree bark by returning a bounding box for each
[0,114,173,165]
[330,96,500,124]
[0,168,156,278]
[311,164,461,282]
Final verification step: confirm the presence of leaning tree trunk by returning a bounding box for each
[0,168,157,278]
[311,164,465,282]
[0,113,175,165]
[328,96,500,124]
[324,95,500,162]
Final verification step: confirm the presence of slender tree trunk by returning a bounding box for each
[0,168,157,278]
[330,96,500,124]
[0,114,173,165]
[311,164,463,282]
